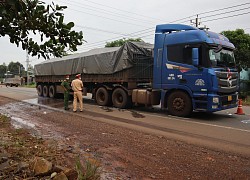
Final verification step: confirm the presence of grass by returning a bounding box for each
[22,83,36,88]
[242,96,250,106]
[76,156,101,180]
[0,114,9,123]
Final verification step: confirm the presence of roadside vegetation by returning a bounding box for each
[242,96,250,106]
[76,157,101,180]
[0,114,101,179]
[22,82,36,88]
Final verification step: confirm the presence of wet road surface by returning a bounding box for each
[0,86,250,156]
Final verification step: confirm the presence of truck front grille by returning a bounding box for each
[215,71,238,94]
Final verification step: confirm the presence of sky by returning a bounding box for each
[0,0,249,69]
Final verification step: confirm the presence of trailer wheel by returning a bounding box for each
[37,85,43,96]
[49,85,56,98]
[167,91,192,117]
[95,87,111,106]
[112,88,129,109]
[42,85,49,97]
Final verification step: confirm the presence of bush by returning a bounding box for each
[239,79,250,100]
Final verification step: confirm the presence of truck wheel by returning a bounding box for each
[37,85,43,96]
[42,85,49,97]
[95,87,111,106]
[112,88,129,109]
[167,91,192,117]
[49,85,56,98]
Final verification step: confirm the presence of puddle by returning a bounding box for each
[130,110,145,118]
[0,101,63,140]
[11,116,36,129]
[23,97,63,106]
[101,106,113,112]
[241,120,250,124]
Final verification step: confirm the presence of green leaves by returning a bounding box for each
[105,38,143,47]
[222,29,250,70]
[66,22,74,29]
[0,0,84,59]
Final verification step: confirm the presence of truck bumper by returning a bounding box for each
[206,93,238,112]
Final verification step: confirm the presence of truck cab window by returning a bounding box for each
[209,49,236,68]
[167,45,192,65]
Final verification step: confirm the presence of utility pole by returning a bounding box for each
[191,14,201,27]
[195,15,199,27]
[26,50,29,85]
[190,14,208,30]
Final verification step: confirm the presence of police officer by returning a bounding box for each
[61,75,71,110]
[71,74,83,112]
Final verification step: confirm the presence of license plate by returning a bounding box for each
[228,96,232,101]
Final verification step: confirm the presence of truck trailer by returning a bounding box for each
[34,24,239,117]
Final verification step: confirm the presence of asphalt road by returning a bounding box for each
[1,85,250,156]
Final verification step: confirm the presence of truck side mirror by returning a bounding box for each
[192,48,199,66]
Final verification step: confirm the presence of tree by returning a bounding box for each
[0,0,84,59]
[105,38,143,47]
[0,63,7,78]
[222,29,250,70]
[8,61,25,75]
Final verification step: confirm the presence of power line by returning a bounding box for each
[67,7,148,28]
[201,6,250,19]
[203,11,250,22]
[77,15,196,49]
[58,1,250,47]
[78,28,155,49]
[199,2,250,15]
[59,0,159,25]
[79,10,250,51]
[80,3,250,50]
[68,0,167,22]
[75,25,132,36]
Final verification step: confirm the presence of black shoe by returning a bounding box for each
[64,107,70,110]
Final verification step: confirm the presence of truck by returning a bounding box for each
[3,75,22,87]
[34,24,239,117]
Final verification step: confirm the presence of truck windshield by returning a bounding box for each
[209,49,236,68]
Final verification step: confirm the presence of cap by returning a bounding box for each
[76,74,81,78]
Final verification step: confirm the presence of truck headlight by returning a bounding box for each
[213,97,219,104]
[212,105,218,109]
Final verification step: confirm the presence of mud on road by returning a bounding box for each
[0,96,250,179]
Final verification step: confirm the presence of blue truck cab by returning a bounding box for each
[153,24,238,117]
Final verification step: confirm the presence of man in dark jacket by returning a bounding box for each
[61,75,71,110]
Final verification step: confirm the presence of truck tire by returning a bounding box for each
[112,88,129,109]
[49,85,56,98]
[37,85,43,96]
[95,87,111,106]
[167,91,192,117]
[42,85,49,97]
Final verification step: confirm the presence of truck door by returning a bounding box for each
[161,45,178,88]
[162,44,209,93]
